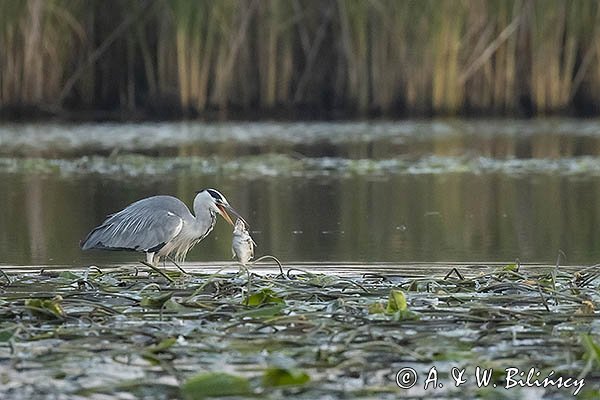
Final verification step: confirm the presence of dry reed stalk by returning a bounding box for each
[1,0,600,116]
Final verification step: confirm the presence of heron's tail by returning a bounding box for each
[80,225,109,250]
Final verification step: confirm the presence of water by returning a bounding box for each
[2,119,600,266]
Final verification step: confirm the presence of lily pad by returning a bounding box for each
[262,367,310,387]
[181,372,251,399]
[24,296,66,319]
[140,291,173,308]
[245,288,285,306]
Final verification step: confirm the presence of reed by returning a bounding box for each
[0,0,85,107]
[2,0,600,117]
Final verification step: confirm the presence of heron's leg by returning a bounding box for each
[146,252,157,267]
[140,260,175,283]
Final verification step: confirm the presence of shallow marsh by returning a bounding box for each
[0,262,598,399]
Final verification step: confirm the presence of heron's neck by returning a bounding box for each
[192,201,216,236]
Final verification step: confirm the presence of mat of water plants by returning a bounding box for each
[0,262,599,399]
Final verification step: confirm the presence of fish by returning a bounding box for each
[231,218,256,266]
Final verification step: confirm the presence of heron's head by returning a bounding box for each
[196,189,247,226]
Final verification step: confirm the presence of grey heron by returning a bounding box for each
[81,188,246,266]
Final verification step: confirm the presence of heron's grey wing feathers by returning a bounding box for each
[81,196,188,252]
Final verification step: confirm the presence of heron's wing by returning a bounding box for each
[81,202,184,252]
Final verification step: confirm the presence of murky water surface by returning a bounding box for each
[2,119,600,265]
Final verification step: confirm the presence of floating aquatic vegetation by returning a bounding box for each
[244,288,285,307]
[4,120,600,158]
[368,289,419,322]
[181,372,252,399]
[0,263,598,399]
[262,367,310,388]
[5,153,600,180]
[23,295,66,320]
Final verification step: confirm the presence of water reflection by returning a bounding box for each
[2,120,600,266]
[2,170,600,265]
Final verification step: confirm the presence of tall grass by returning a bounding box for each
[1,0,600,117]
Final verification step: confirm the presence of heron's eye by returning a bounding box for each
[206,189,225,202]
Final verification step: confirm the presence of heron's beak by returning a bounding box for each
[217,204,248,227]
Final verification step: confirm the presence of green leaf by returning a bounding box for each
[141,352,162,366]
[262,367,310,387]
[181,372,251,399]
[368,302,385,314]
[162,298,186,311]
[502,263,519,272]
[58,271,80,280]
[146,337,177,354]
[0,328,16,342]
[305,274,338,287]
[379,289,418,320]
[140,292,173,308]
[385,289,408,313]
[581,334,600,365]
[244,288,285,306]
[25,296,66,319]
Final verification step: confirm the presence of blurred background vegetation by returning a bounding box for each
[1,0,600,119]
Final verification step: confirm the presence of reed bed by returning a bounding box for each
[1,0,600,117]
